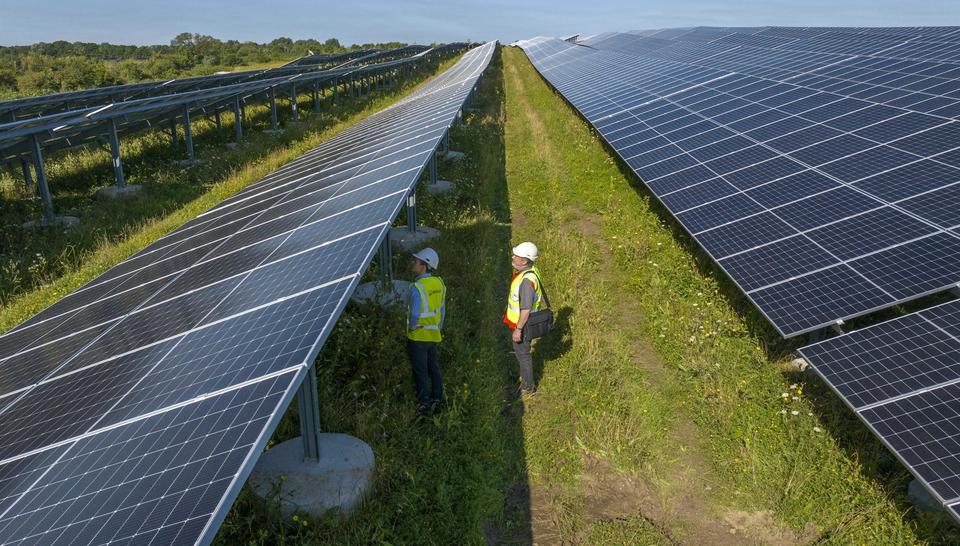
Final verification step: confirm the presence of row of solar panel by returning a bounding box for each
[520,33,960,337]
[0,41,495,545]
[0,44,468,163]
[518,28,960,523]
[0,46,416,121]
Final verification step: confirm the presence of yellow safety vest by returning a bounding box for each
[407,276,446,342]
[504,266,543,328]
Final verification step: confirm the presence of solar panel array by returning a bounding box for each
[0,43,469,162]
[518,27,960,337]
[799,299,960,521]
[0,41,494,546]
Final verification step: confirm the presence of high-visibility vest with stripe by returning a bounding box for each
[503,267,543,329]
[407,276,446,342]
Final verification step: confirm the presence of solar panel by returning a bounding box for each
[0,41,494,546]
[519,29,960,336]
[799,298,960,522]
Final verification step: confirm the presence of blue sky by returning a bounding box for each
[0,0,957,46]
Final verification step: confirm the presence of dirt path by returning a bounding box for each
[500,49,815,546]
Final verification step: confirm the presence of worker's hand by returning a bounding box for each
[512,328,522,343]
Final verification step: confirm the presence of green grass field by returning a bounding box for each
[3,44,960,545]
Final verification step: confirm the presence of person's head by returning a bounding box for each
[411,247,439,275]
[511,242,538,271]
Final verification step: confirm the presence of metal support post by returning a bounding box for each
[19,157,32,193]
[107,118,125,188]
[29,134,54,221]
[406,192,417,233]
[233,97,243,143]
[441,131,449,153]
[297,367,321,462]
[429,151,438,184]
[378,236,393,284]
[333,79,339,105]
[291,85,299,121]
[313,81,320,110]
[350,77,356,97]
[214,110,222,132]
[182,105,195,162]
[269,87,279,131]
[170,118,179,149]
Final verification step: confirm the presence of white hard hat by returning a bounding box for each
[412,247,439,269]
[512,241,538,261]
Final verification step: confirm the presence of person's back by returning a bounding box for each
[406,248,446,418]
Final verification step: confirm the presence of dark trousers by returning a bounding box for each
[407,340,443,407]
[513,331,535,391]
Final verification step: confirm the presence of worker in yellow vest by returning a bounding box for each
[502,242,543,394]
[407,247,447,418]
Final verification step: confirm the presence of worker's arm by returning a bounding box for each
[515,309,531,330]
[408,284,420,330]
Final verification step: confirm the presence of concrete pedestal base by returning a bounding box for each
[96,184,142,200]
[263,129,285,136]
[351,280,410,307]
[173,159,208,167]
[22,216,80,229]
[249,433,374,518]
[389,226,441,252]
[440,150,465,162]
[424,180,454,195]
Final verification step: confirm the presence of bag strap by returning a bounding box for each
[525,269,551,310]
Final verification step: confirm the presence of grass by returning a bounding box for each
[0,54,457,331]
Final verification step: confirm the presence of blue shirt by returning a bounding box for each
[408,273,445,330]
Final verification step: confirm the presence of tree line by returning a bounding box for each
[0,33,406,100]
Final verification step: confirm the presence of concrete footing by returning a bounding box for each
[441,150,466,162]
[908,480,942,512]
[173,159,208,167]
[389,226,440,252]
[96,184,142,200]
[263,129,285,136]
[351,280,410,307]
[249,433,374,518]
[786,357,810,372]
[22,216,80,229]
[423,180,454,195]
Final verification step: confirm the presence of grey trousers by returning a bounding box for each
[513,333,535,391]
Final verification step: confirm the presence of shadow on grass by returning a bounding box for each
[532,306,574,388]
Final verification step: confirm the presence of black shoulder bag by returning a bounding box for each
[522,270,554,340]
